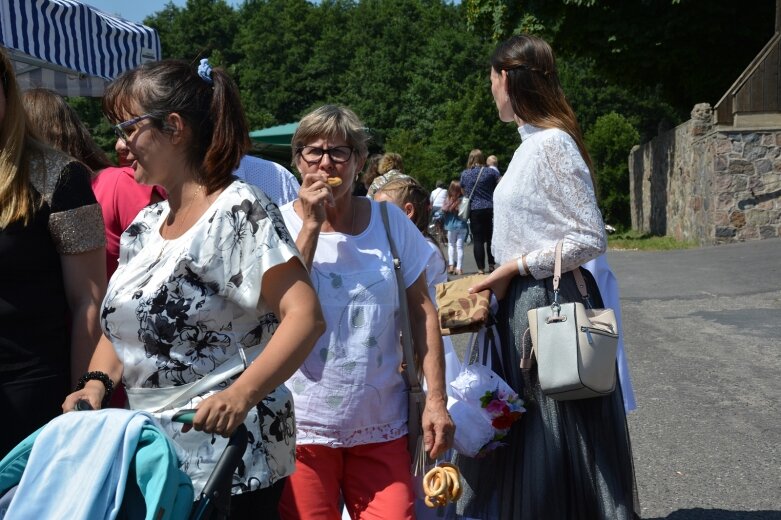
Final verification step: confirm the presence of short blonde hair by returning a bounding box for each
[292,104,369,164]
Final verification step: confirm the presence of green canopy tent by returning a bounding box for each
[249,122,298,164]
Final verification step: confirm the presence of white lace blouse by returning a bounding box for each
[492,124,607,278]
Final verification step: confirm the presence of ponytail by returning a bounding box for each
[201,68,250,192]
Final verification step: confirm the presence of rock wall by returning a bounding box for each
[629,104,781,244]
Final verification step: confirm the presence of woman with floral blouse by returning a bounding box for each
[62,59,324,519]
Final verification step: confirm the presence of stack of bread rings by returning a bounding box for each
[422,462,462,508]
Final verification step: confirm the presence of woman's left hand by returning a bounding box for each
[182,387,253,438]
[423,397,455,459]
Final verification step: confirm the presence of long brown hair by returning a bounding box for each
[466,149,485,169]
[22,88,111,172]
[0,48,41,228]
[490,34,596,187]
[361,153,383,189]
[103,59,250,194]
[441,180,463,213]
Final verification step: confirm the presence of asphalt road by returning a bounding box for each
[448,239,781,519]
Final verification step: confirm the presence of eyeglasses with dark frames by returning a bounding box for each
[297,145,354,165]
[112,114,155,143]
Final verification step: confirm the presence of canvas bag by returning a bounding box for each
[435,274,491,335]
[523,241,619,400]
[457,167,484,221]
[379,202,427,475]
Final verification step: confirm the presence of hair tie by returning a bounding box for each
[198,58,213,84]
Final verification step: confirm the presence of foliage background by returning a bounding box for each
[71,0,776,230]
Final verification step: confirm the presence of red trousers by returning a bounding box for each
[279,436,414,520]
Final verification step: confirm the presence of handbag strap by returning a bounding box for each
[379,202,422,394]
[126,344,263,412]
[551,240,589,301]
[466,167,485,199]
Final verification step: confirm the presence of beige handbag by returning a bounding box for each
[523,242,618,400]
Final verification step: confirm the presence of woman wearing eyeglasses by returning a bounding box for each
[0,49,107,457]
[61,59,325,519]
[277,105,454,520]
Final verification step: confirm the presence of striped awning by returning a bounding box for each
[1,0,160,97]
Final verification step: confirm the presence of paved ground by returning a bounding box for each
[447,239,781,519]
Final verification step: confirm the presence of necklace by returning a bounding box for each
[155,183,203,262]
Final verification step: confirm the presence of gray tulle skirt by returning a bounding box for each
[454,269,639,519]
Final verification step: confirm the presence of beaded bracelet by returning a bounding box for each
[75,371,114,408]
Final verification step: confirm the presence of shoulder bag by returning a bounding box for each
[379,202,427,474]
[523,241,619,400]
[457,167,484,221]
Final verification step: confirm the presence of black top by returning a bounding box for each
[0,153,104,378]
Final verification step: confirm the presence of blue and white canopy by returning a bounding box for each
[1,0,160,97]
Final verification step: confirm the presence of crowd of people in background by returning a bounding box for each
[0,30,638,520]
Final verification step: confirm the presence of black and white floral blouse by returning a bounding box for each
[102,180,301,496]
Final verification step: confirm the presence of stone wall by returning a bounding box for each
[629,103,781,245]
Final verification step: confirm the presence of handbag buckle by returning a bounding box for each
[546,293,566,323]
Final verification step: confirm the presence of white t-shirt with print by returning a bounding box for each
[280,200,432,447]
[103,180,301,496]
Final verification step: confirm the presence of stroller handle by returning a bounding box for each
[171,409,249,519]
[172,409,196,424]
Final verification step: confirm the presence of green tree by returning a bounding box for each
[464,0,777,120]
[235,0,318,128]
[67,97,117,161]
[585,112,640,229]
[144,0,240,64]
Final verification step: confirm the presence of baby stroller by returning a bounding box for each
[0,402,247,520]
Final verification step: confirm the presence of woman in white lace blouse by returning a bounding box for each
[459,35,639,519]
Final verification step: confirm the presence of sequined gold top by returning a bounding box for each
[28,147,105,254]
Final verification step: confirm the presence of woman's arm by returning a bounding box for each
[61,334,123,411]
[60,248,107,388]
[406,273,455,459]
[525,134,607,277]
[189,257,325,436]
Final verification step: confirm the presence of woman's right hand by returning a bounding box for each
[61,380,105,412]
[297,172,335,226]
